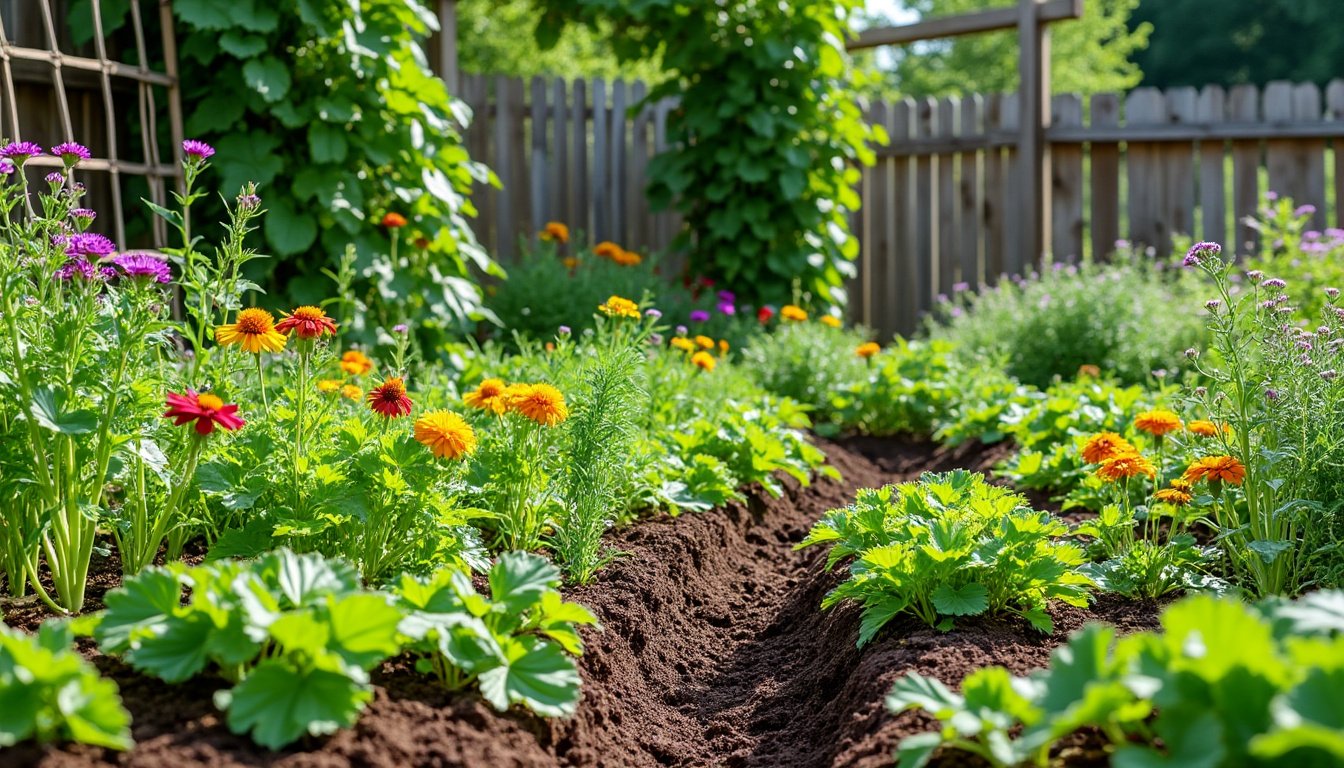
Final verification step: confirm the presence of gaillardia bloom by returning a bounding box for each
[540,221,570,243]
[276,305,338,340]
[367,377,413,418]
[599,295,641,319]
[1184,455,1246,486]
[1081,432,1135,464]
[216,308,287,353]
[382,212,408,228]
[1153,488,1192,506]
[1187,420,1226,438]
[1096,453,1156,483]
[507,383,568,426]
[463,378,510,414]
[781,305,808,321]
[691,351,716,372]
[414,411,478,460]
[820,315,842,328]
[1134,410,1183,437]
[856,342,880,358]
[164,390,244,435]
[340,349,374,376]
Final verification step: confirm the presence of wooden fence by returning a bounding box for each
[853,80,1344,335]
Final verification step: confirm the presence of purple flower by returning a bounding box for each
[1114,239,1130,250]
[649,333,664,345]
[1266,388,1280,401]
[49,142,90,165]
[1327,287,1340,300]
[112,252,172,284]
[1205,299,1222,312]
[1295,204,1317,217]
[0,159,14,176]
[644,308,662,320]
[64,232,116,258]
[675,325,688,336]
[182,139,215,161]
[689,310,710,323]
[1266,191,1279,201]
[717,290,736,303]
[1263,278,1287,289]
[45,172,64,186]
[1246,270,1264,282]
[716,301,736,316]
[100,266,117,281]
[1185,348,1200,359]
[952,281,970,293]
[1184,241,1222,267]
[937,293,950,304]
[557,325,571,336]
[392,323,409,334]
[0,141,43,164]
[54,258,98,281]
[70,208,97,222]
[237,192,261,211]
[1195,386,1207,397]
[1322,369,1339,381]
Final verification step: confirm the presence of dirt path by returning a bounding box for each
[5,437,1162,768]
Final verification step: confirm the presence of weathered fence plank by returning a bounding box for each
[1051,93,1083,261]
[1089,92,1120,259]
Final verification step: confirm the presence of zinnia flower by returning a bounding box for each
[781,305,808,321]
[340,349,373,376]
[111,252,172,284]
[414,411,478,460]
[1153,488,1192,506]
[598,295,640,319]
[464,378,510,414]
[317,379,342,394]
[820,315,842,328]
[757,306,775,323]
[276,306,338,340]
[50,142,91,164]
[1096,453,1156,483]
[1184,455,1246,486]
[695,335,715,350]
[367,377,413,418]
[163,390,244,435]
[856,342,880,358]
[539,221,569,243]
[594,241,623,259]
[382,212,407,228]
[670,337,696,352]
[506,383,568,426]
[216,308,287,354]
[1081,432,1136,464]
[341,384,362,400]
[1187,420,1226,438]
[1134,410,1182,437]
[691,351,716,372]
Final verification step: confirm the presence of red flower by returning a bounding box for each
[275,306,338,340]
[757,306,775,323]
[367,377,413,418]
[382,212,407,228]
[163,390,245,435]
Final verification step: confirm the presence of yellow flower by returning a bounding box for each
[1096,453,1156,483]
[464,378,510,415]
[691,351,716,372]
[593,241,623,259]
[340,384,362,400]
[414,411,477,460]
[670,337,695,352]
[820,315,842,328]
[507,383,569,426]
[856,342,880,358]
[1081,432,1135,464]
[694,335,715,350]
[1134,410,1183,437]
[1153,488,1192,506]
[340,349,373,376]
[216,308,287,354]
[781,305,808,321]
[540,221,569,243]
[317,379,342,394]
[599,295,641,319]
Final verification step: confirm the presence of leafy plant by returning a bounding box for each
[740,318,871,422]
[833,338,962,436]
[0,622,132,750]
[799,471,1093,643]
[91,549,403,749]
[887,591,1344,768]
[394,552,598,716]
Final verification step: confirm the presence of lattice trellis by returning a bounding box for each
[0,0,182,246]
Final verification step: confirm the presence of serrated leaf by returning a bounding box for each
[223,661,370,749]
[886,673,962,716]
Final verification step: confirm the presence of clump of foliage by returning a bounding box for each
[0,622,132,750]
[534,0,883,307]
[928,255,1205,388]
[740,317,872,422]
[833,338,963,436]
[887,591,1344,767]
[1245,194,1344,323]
[798,471,1093,644]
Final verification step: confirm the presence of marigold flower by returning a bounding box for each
[464,378,510,414]
[540,221,569,243]
[599,295,640,319]
[820,315,842,329]
[1077,364,1101,378]
[612,249,642,266]
[414,411,477,460]
[317,379,342,394]
[216,308,287,354]
[340,349,373,376]
[276,305,338,340]
[367,377,413,418]
[381,212,408,229]
[163,390,244,435]
[1153,488,1193,506]
[1184,455,1246,486]
[1134,410,1183,436]
[1169,478,1193,492]
[594,241,623,259]
[507,383,568,426]
[691,351,716,372]
[670,337,696,352]
[340,384,362,400]
[1187,420,1227,438]
[1081,432,1137,464]
[856,342,880,358]
[719,340,730,355]
[695,335,715,350]
[781,305,808,322]
[562,257,579,271]
[1096,453,1156,483]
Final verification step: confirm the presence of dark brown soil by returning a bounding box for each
[3,436,1162,768]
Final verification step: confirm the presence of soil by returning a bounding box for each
[3,436,1163,768]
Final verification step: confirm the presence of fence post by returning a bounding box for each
[1017,0,1053,267]
[438,1,459,94]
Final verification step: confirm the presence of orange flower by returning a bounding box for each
[340,349,373,376]
[856,342,880,358]
[1077,364,1101,378]
[593,241,623,259]
[1134,410,1183,437]
[216,308,287,354]
[1184,455,1246,486]
[1096,453,1156,483]
[276,306,338,340]
[367,377,412,418]
[670,337,695,352]
[691,351,716,372]
[540,221,569,243]
[1081,432,1135,464]
[1169,477,1193,492]
[613,250,642,266]
[598,295,640,319]
[414,411,477,460]
[381,212,407,228]
[781,305,808,322]
[1153,488,1192,506]
[340,384,362,400]
[317,379,342,394]
[820,315,842,329]
[1187,420,1227,438]
[718,339,730,355]
[694,335,715,350]
[507,383,568,426]
[561,256,579,271]
[463,378,509,415]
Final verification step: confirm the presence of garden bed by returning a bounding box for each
[3,436,1162,768]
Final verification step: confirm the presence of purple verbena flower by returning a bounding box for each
[952,281,970,293]
[1205,299,1222,312]
[1327,287,1340,300]
[1295,204,1317,217]
[689,310,710,323]
[557,325,571,336]
[1322,369,1339,381]
[1263,278,1287,289]
[675,325,688,336]
[649,333,664,345]
[49,142,91,165]
[1246,270,1264,282]
[1184,241,1222,267]
[182,139,215,161]
[1266,191,1279,201]
[392,323,409,334]
[70,208,97,222]
[645,308,663,320]
[0,141,43,164]
[1266,388,1280,401]
[1185,348,1200,359]
[112,252,172,284]
[237,192,261,211]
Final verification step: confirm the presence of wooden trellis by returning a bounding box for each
[0,0,182,246]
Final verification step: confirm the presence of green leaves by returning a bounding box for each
[222,661,371,750]
[932,583,989,616]
[29,386,97,435]
[0,624,132,750]
[242,56,291,103]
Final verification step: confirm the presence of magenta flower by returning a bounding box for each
[392,323,409,334]
[112,252,172,284]
[717,290,736,303]
[716,301,736,316]
[182,140,215,161]
[45,172,64,186]
[0,141,43,164]
[50,142,91,164]
[64,232,116,258]
[54,258,99,281]
[237,192,261,210]
[689,310,710,323]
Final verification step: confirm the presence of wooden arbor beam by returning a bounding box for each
[847,0,1081,51]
